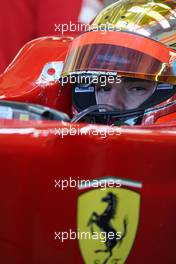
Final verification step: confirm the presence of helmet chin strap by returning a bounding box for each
[71,103,145,126]
[71,104,119,123]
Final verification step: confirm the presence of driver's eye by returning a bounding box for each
[96,84,112,92]
[128,87,147,95]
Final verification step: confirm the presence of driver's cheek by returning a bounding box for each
[97,92,125,110]
[112,89,128,110]
[96,93,109,105]
[125,94,147,110]
[112,94,126,110]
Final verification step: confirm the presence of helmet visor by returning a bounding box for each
[62,31,176,84]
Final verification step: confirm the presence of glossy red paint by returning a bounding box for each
[0,120,175,263]
[156,112,176,123]
[0,36,175,264]
[0,36,73,115]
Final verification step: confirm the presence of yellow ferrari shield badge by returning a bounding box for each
[77,187,140,264]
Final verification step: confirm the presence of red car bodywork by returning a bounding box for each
[0,36,175,264]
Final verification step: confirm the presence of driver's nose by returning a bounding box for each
[96,86,126,111]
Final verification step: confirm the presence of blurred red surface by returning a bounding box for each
[0,0,83,73]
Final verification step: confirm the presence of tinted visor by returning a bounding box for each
[62,31,176,84]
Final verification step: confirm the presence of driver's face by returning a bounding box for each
[95,78,156,110]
